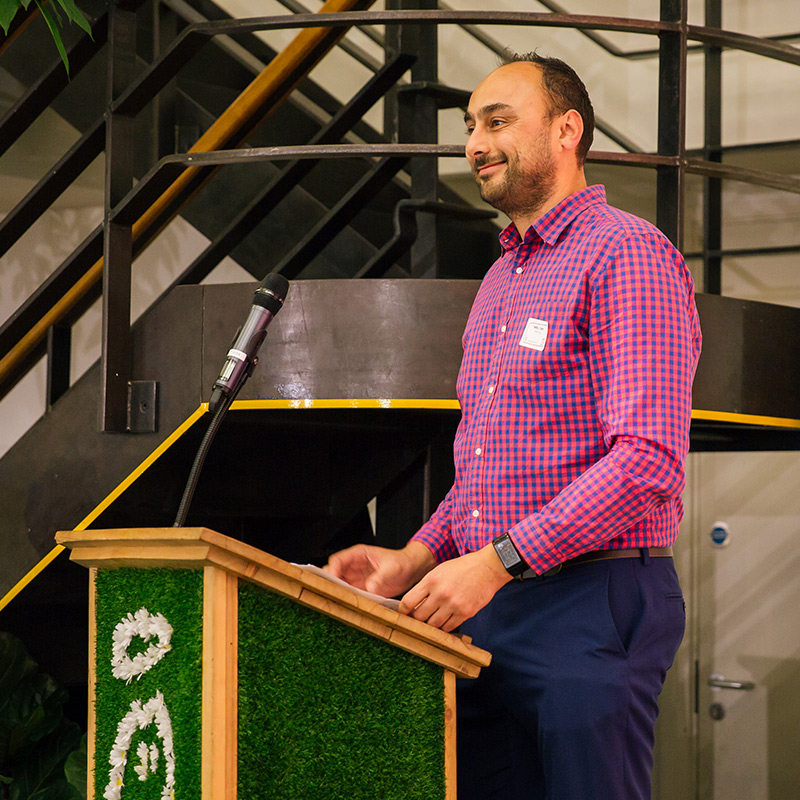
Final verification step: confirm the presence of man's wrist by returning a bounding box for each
[477,541,514,586]
[491,533,530,579]
[403,540,437,581]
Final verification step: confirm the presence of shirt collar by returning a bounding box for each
[498,184,607,253]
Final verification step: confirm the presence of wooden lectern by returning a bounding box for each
[56,527,491,800]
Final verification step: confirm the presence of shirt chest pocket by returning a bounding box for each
[504,305,588,386]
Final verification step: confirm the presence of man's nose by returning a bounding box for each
[466,128,488,162]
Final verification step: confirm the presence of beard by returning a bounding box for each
[472,131,557,221]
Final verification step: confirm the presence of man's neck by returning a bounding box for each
[513,171,588,237]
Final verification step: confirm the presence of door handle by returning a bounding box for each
[708,674,755,691]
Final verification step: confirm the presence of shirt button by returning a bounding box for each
[475,447,482,455]
[488,385,494,394]
[472,509,480,518]
[500,325,507,333]
[515,267,523,274]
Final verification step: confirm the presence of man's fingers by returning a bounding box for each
[400,591,461,631]
[398,585,427,616]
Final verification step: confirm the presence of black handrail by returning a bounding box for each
[535,0,800,60]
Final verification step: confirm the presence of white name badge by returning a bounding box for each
[519,318,548,351]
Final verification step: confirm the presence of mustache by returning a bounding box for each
[472,153,507,170]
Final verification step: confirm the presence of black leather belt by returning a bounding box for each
[520,546,674,580]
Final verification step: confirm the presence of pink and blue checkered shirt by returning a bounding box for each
[412,185,702,575]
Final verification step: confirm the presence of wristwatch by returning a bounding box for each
[492,533,530,579]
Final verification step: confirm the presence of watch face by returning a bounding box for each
[495,536,521,568]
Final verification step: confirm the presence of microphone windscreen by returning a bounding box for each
[253,273,289,314]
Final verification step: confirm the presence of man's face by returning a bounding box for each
[465,63,558,220]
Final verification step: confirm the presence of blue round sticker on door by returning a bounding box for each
[710,521,730,548]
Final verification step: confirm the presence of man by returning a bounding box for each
[326,52,701,800]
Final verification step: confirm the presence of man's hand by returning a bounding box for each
[324,541,436,599]
[398,544,512,632]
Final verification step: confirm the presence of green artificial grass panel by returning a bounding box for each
[238,582,446,800]
[94,568,204,800]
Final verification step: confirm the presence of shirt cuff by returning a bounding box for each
[410,528,459,564]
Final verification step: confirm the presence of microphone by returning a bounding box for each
[208,273,289,413]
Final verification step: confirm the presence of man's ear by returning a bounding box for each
[558,109,584,156]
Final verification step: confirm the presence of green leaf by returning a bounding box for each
[63,734,86,800]
[54,0,90,35]
[0,634,83,800]
[35,0,69,74]
[7,719,81,800]
[0,633,46,762]
[0,0,20,35]
[43,0,61,24]
[2,672,68,762]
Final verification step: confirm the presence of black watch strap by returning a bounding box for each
[492,533,529,578]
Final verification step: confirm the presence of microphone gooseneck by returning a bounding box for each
[174,274,289,527]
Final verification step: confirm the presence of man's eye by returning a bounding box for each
[489,118,504,127]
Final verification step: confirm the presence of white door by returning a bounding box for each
[692,450,800,799]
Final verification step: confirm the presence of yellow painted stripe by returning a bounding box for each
[230,400,800,430]
[5,399,794,612]
[0,406,209,611]
[0,545,65,612]
[74,405,209,531]
[691,409,800,430]
[228,398,462,411]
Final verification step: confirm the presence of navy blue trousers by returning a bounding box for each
[456,555,685,800]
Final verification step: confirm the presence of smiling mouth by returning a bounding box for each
[475,160,505,177]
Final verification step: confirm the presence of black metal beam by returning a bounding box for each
[537,0,800,62]
[275,0,383,72]
[703,0,722,295]
[116,143,800,246]
[685,159,800,195]
[656,0,688,250]
[0,11,108,158]
[0,3,38,54]
[46,324,71,409]
[688,24,800,66]
[102,0,139,432]
[171,53,416,286]
[394,0,440,278]
[0,119,105,260]
[274,157,409,279]
[167,11,682,38]
[108,5,685,124]
[355,199,497,279]
[0,227,104,362]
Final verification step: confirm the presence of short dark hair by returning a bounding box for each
[501,51,595,165]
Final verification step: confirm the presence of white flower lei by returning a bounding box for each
[103,690,176,800]
[111,607,173,684]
